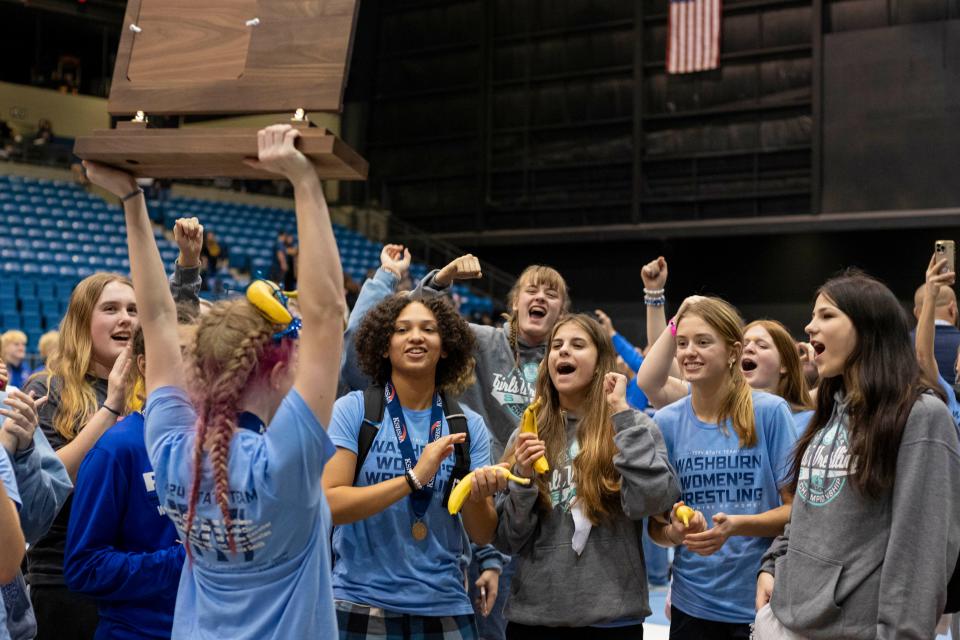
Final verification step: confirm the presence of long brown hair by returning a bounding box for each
[185,298,295,557]
[503,314,622,525]
[44,273,133,441]
[503,265,571,362]
[788,271,932,498]
[677,297,756,448]
[745,319,813,412]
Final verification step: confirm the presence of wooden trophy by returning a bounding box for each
[74,0,367,180]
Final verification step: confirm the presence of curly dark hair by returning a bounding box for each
[355,295,476,394]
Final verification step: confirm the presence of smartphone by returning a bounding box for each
[936,240,956,275]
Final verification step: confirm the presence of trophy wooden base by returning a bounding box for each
[74,126,368,180]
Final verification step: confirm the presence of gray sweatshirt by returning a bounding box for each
[760,393,960,640]
[340,268,544,461]
[418,271,544,461]
[495,410,680,627]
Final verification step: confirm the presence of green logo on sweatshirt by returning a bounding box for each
[490,363,539,418]
[549,439,579,512]
[797,423,852,506]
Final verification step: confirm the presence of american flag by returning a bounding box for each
[666,0,722,74]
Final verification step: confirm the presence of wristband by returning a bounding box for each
[405,468,423,492]
[121,187,144,202]
[669,319,678,337]
[101,403,122,417]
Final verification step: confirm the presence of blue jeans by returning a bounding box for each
[642,517,670,585]
[468,556,515,640]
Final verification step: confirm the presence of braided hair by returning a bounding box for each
[185,298,295,558]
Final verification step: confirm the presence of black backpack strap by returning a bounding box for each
[441,392,472,512]
[354,385,386,485]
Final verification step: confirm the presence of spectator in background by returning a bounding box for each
[913,282,960,385]
[281,231,298,290]
[915,252,960,425]
[33,120,53,146]
[0,118,17,159]
[343,272,360,310]
[37,331,59,369]
[269,230,298,290]
[1,331,31,389]
[200,230,229,293]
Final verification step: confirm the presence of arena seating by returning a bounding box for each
[0,173,494,352]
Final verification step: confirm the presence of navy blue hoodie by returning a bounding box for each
[64,413,184,639]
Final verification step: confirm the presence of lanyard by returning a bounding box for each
[384,381,444,520]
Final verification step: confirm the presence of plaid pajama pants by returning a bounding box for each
[335,600,479,640]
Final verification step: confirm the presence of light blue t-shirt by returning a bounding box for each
[0,448,21,640]
[655,391,797,624]
[791,409,815,435]
[0,448,20,510]
[329,390,492,616]
[938,375,960,429]
[145,386,337,640]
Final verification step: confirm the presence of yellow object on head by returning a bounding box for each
[246,280,293,325]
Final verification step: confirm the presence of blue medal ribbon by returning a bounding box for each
[384,381,444,521]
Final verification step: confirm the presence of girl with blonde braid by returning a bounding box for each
[82,124,345,639]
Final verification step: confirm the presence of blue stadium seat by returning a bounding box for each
[38,288,57,306]
[16,281,36,297]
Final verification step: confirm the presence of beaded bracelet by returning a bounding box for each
[405,468,423,492]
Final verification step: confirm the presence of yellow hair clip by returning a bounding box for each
[246,279,301,341]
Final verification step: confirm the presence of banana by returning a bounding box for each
[676,505,695,527]
[246,280,293,325]
[519,398,549,475]
[447,467,531,515]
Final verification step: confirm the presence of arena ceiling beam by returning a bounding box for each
[431,208,960,246]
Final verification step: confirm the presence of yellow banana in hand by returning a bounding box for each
[447,467,531,515]
[519,398,549,475]
[676,505,695,527]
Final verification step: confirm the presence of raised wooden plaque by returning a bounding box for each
[74,0,367,180]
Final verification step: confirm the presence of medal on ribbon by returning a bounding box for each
[384,381,445,541]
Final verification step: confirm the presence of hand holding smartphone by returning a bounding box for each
[935,240,956,277]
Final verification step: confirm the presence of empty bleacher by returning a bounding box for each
[0,173,494,354]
